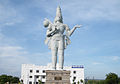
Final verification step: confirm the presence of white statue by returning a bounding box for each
[43,6,82,70]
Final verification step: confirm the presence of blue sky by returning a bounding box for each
[0,0,120,79]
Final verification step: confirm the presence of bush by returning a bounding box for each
[105,73,118,84]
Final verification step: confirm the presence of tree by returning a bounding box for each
[77,81,80,84]
[0,75,8,84]
[118,77,120,84]
[105,72,118,84]
[11,77,19,83]
[7,75,13,83]
[0,74,19,84]
[80,79,83,84]
[38,80,42,84]
[73,79,75,84]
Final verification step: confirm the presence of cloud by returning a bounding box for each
[0,33,4,40]
[0,30,51,75]
[0,32,17,46]
[0,45,30,76]
[92,62,103,65]
[32,0,120,23]
[0,0,24,28]
[0,46,27,57]
[0,45,51,76]
[112,56,120,61]
[100,56,120,63]
[0,31,51,76]
[61,0,120,22]
[29,52,51,63]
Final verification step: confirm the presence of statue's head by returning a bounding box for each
[43,18,50,27]
[54,6,63,23]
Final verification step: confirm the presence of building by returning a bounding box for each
[21,63,84,84]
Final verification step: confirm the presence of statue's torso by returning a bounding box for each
[52,23,65,39]
[51,24,65,42]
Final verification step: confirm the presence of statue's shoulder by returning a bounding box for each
[62,24,68,27]
[63,24,67,26]
[63,24,70,30]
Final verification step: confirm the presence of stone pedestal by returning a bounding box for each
[45,70,70,84]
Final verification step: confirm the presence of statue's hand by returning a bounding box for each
[74,24,82,28]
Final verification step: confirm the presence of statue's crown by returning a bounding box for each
[54,6,63,23]
[56,6,62,18]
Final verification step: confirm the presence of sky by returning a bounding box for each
[0,0,120,79]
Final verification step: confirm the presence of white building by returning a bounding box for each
[21,63,84,84]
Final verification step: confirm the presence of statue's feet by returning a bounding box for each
[59,67,63,70]
[52,67,56,70]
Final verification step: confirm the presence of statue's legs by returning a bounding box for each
[58,37,64,69]
[51,49,58,69]
[58,49,64,69]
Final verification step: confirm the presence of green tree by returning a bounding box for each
[99,80,105,84]
[11,77,19,83]
[38,80,42,84]
[0,74,19,84]
[0,75,9,84]
[77,81,80,84]
[7,75,13,83]
[105,72,118,84]
[73,79,75,84]
[118,77,120,84]
[80,79,83,83]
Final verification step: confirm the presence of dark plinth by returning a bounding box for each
[45,70,70,84]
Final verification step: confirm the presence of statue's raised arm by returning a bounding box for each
[65,24,82,37]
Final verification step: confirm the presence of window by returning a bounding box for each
[55,77,62,80]
[29,76,32,78]
[36,76,39,78]
[30,70,33,73]
[21,79,23,83]
[29,81,32,84]
[36,70,39,73]
[74,82,76,84]
[43,70,45,73]
[42,82,45,84]
[73,76,76,80]
[42,76,45,79]
[73,71,76,74]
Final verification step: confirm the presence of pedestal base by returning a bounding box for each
[45,70,70,84]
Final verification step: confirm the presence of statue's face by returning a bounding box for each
[56,17,61,21]
[54,16,63,23]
